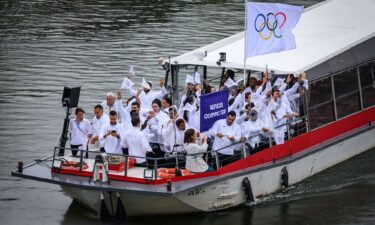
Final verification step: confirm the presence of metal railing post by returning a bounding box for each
[79,149,83,172]
[268,134,273,147]
[124,155,128,177]
[214,151,220,170]
[154,159,158,180]
[287,118,291,140]
[242,143,247,158]
[52,147,58,167]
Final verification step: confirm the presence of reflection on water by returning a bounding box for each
[1,0,374,224]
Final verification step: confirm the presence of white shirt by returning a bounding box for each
[145,110,169,144]
[121,126,152,163]
[69,118,92,146]
[116,101,132,130]
[128,87,167,110]
[162,118,187,153]
[209,119,241,155]
[181,102,199,130]
[99,123,124,155]
[241,119,263,148]
[92,114,109,147]
[273,98,294,132]
[100,100,120,119]
[228,93,243,118]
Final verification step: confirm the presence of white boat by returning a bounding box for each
[12,0,375,221]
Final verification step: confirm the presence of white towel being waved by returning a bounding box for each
[121,77,134,90]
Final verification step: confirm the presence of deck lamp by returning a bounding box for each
[219,52,226,62]
[217,52,226,65]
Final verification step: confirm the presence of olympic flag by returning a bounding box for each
[245,2,303,59]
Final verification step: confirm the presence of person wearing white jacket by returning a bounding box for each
[69,107,93,157]
[99,111,124,155]
[208,111,241,167]
[184,129,212,173]
[90,104,109,151]
[121,116,152,165]
[126,78,168,110]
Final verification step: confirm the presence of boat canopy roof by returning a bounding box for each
[170,0,375,75]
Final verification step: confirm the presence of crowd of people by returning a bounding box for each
[68,69,308,172]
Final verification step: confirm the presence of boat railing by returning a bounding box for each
[51,115,308,180]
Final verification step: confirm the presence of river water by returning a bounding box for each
[1,0,374,224]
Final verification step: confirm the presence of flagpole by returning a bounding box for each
[243,0,247,87]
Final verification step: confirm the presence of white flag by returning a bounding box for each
[224,78,236,88]
[245,2,303,58]
[194,71,201,84]
[129,65,135,77]
[273,78,285,87]
[185,74,194,84]
[121,77,134,90]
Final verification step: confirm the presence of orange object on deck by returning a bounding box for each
[157,168,192,179]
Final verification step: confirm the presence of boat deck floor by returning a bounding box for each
[11,156,223,196]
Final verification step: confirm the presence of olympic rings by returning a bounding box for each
[258,22,273,40]
[254,12,287,40]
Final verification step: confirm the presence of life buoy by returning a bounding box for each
[61,161,89,171]
[157,168,192,179]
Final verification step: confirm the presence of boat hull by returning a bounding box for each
[61,126,375,216]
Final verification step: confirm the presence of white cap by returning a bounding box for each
[141,78,151,89]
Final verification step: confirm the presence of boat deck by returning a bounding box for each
[11,156,224,196]
[52,156,149,179]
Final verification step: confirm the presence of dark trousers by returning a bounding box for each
[135,162,148,167]
[70,144,82,157]
[217,152,242,168]
[162,156,185,168]
[146,143,165,168]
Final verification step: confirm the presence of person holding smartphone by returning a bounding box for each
[99,111,124,155]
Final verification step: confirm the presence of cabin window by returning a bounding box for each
[308,77,335,129]
[359,61,375,108]
[333,68,361,119]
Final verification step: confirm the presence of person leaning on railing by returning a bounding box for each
[184,128,213,173]
[208,111,241,167]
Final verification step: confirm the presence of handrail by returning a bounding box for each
[52,115,308,179]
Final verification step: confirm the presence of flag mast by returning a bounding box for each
[243,0,247,86]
